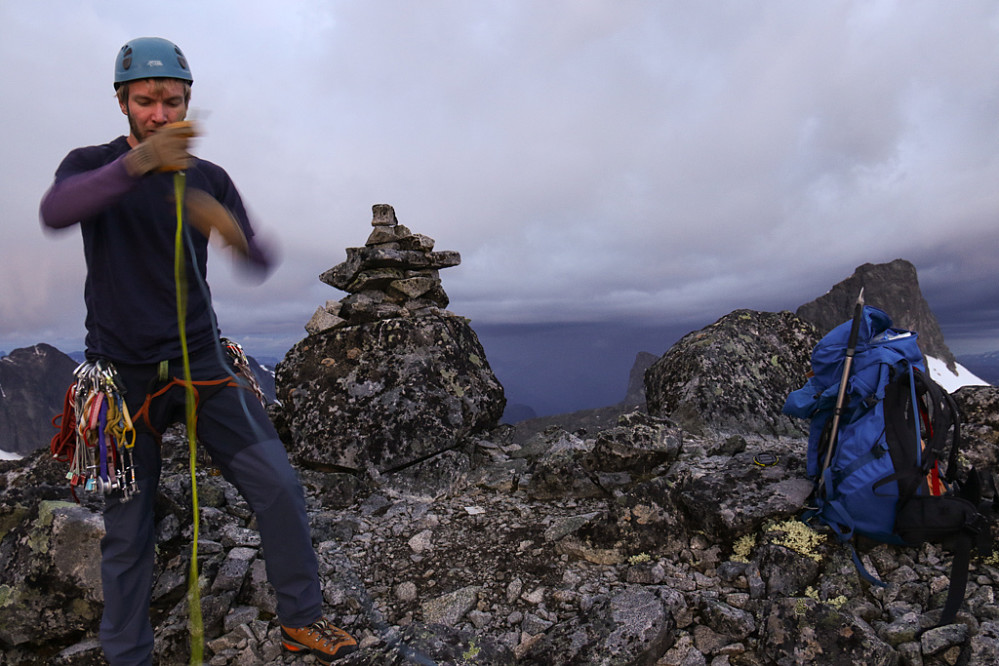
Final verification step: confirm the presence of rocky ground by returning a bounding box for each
[4,272,999,664]
[5,393,999,665]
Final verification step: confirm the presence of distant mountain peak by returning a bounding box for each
[795,259,957,372]
[0,344,78,456]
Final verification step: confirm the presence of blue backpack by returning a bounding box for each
[784,305,993,625]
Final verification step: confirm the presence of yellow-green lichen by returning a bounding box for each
[794,597,809,616]
[37,500,77,523]
[827,595,848,609]
[732,533,756,563]
[628,552,652,565]
[0,584,14,607]
[0,504,31,543]
[463,639,481,660]
[803,585,847,608]
[70,597,99,620]
[441,368,465,397]
[765,518,826,562]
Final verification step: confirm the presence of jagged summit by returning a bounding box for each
[795,258,957,371]
[0,343,76,455]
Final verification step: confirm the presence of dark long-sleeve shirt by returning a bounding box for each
[40,136,257,364]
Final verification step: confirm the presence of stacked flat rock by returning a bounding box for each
[306,204,461,334]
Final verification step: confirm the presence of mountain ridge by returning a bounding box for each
[0,259,992,456]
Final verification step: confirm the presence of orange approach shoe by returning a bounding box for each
[281,618,358,664]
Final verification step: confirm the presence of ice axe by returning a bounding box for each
[818,287,865,498]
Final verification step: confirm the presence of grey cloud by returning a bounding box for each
[3,1,999,363]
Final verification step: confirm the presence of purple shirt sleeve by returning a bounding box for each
[39,154,138,229]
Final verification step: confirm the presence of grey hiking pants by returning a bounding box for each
[98,349,322,666]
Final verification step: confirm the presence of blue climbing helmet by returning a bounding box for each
[114,37,193,89]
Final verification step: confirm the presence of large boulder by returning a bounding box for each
[644,309,818,436]
[0,498,104,651]
[952,385,999,472]
[276,312,506,473]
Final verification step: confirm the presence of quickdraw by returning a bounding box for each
[222,337,266,406]
[55,359,139,502]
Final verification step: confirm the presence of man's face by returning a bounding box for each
[119,78,189,146]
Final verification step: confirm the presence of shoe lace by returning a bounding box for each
[307,619,350,647]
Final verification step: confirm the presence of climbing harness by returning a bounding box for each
[51,359,139,502]
[49,342,265,495]
[129,353,260,444]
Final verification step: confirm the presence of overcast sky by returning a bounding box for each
[3,1,999,411]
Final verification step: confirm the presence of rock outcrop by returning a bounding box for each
[644,309,819,436]
[0,344,78,456]
[796,258,957,371]
[276,313,505,474]
[5,308,999,666]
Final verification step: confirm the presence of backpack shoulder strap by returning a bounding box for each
[911,368,962,479]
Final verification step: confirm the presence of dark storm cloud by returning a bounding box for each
[2,1,998,364]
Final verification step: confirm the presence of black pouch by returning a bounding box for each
[896,495,981,549]
[896,494,989,626]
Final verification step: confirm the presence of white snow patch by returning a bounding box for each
[0,449,22,461]
[926,356,990,394]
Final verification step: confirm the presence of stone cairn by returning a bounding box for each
[306,204,462,334]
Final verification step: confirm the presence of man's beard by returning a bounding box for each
[127,112,149,143]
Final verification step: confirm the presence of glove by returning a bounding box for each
[123,121,196,176]
[184,189,249,256]
[244,234,276,276]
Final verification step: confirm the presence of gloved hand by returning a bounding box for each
[184,188,249,256]
[243,234,276,277]
[123,121,197,176]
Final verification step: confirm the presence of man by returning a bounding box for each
[39,37,357,665]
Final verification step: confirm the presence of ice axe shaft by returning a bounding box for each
[818,287,865,497]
